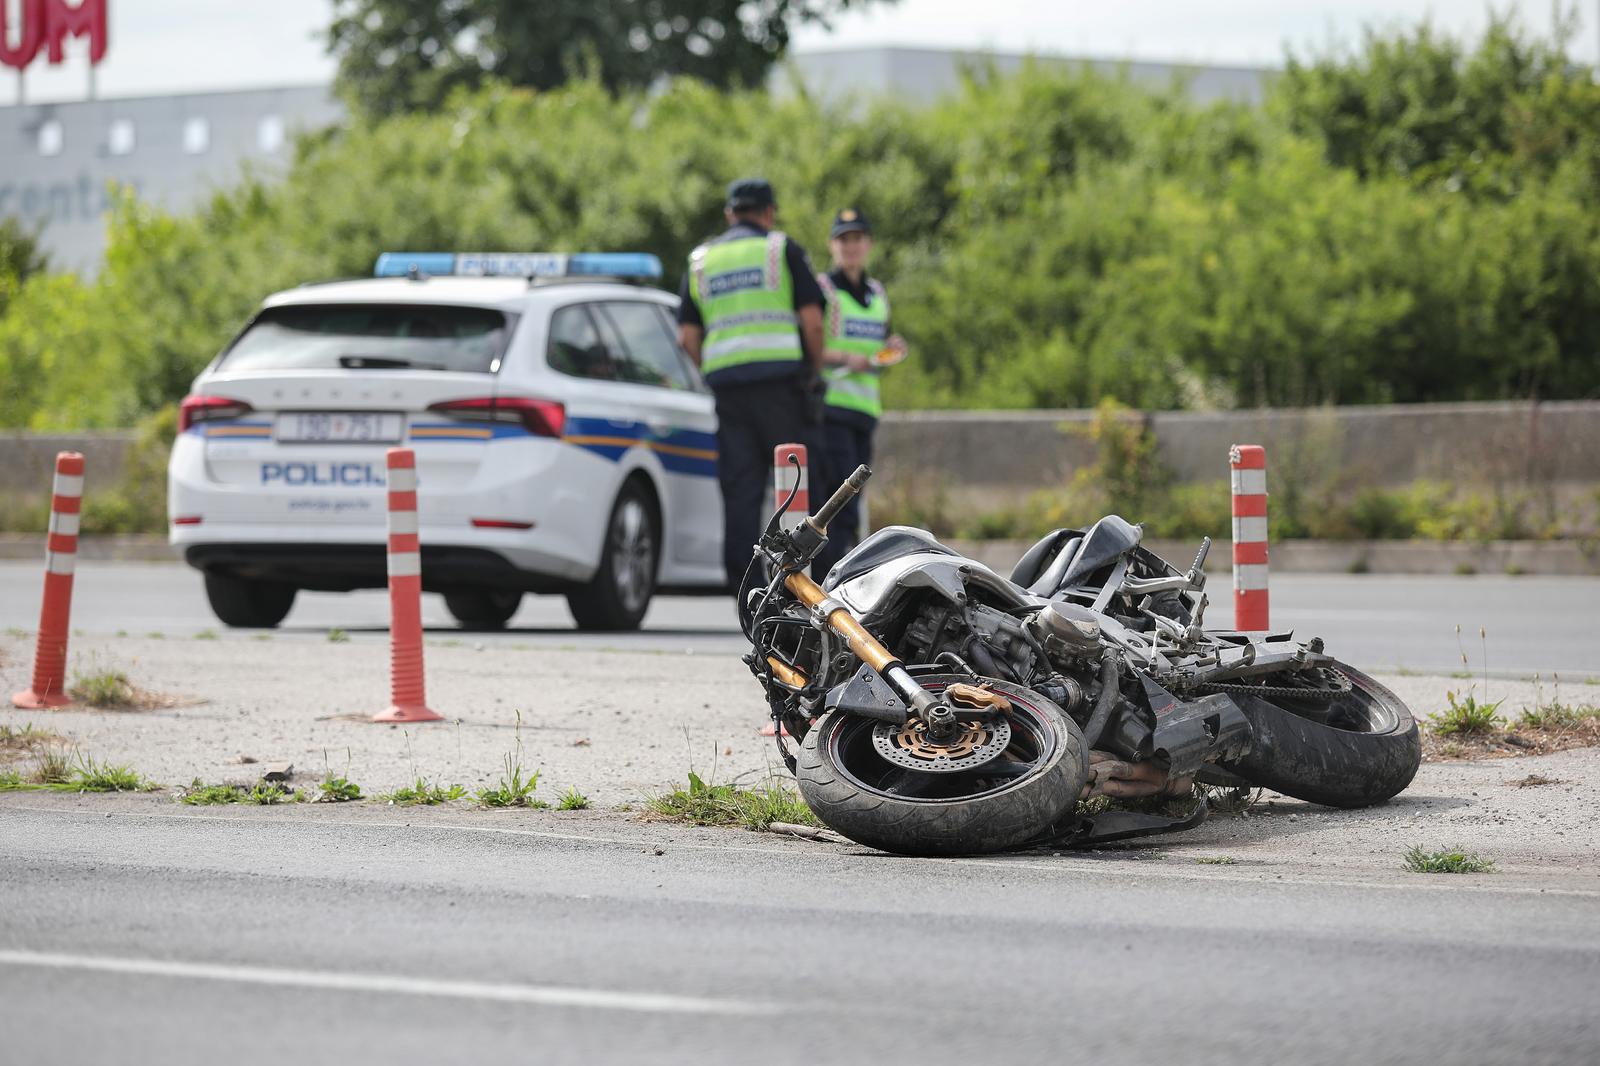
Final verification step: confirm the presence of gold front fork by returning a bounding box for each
[783,570,900,675]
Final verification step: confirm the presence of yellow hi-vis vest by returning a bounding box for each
[687,231,803,385]
[820,274,889,419]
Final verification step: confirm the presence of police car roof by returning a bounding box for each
[262,276,672,310]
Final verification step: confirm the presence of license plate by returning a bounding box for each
[276,412,404,443]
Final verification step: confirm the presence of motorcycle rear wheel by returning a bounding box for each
[1218,662,1420,808]
[796,676,1087,857]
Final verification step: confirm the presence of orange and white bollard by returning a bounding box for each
[1230,444,1270,632]
[13,452,86,709]
[773,443,809,531]
[373,448,442,723]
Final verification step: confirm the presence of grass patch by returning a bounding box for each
[69,669,136,709]
[1195,856,1237,865]
[0,723,59,755]
[33,745,73,784]
[1429,690,1503,735]
[1517,702,1600,730]
[315,775,363,802]
[71,755,150,792]
[380,777,467,805]
[1403,845,1497,874]
[0,768,26,790]
[646,772,817,831]
[557,787,590,811]
[1198,784,1259,815]
[193,629,218,641]
[179,779,296,805]
[477,753,546,808]
[326,628,349,643]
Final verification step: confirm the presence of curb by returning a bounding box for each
[0,534,1595,575]
[0,533,179,562]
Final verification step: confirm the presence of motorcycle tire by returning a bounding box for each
[1219,662,1420,808]
[797,677,1087,857]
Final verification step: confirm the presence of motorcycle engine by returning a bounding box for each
[902,601,1039,684]
[1026,602,1104,666]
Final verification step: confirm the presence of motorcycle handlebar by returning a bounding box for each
[811,464,872,531]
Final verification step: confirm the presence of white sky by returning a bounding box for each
[6,0,1597,105]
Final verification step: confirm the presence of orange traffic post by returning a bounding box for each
[373,448,442,723]
[773,443,809,532]
[14,452,86,709]
[1230,444,1270,632]
[761,442,810,737]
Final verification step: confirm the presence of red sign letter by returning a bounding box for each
[0,0,46,70]
[45,0,105,64]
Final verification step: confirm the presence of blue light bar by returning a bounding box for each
[373,252,662,281]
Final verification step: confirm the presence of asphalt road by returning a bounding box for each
[2,798,1596,1066]
[1,561,1594,678]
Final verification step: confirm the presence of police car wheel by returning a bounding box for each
[203,573,297,629]
[443,591,522,631]
[567,482,657,632]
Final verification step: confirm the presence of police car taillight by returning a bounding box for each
[427,397,566,438]
[180,394,254,433]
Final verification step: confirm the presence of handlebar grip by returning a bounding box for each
[811,464,872,531]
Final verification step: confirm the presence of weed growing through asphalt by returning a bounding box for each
[146,632,164,639]
[69,668,136,709]
[1430,690,1503,735]
[326,628,349,644]
[0,723,58,754]
[33,745,73,784]
[1403,845,1497,874]
[381,778,467,805]
[314,748,363,802]
[1198,784,1260,815]
[2,748,152,793]
[71,756,150,792]
[180,779,296,805]
[193,629,218,641]
[476,711,548,808]
[647,772,817,831]
[557,787,590,810]
[1195,856,1238,865]
[5,626,28,639]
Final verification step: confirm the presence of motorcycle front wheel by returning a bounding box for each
[1217,661,1421,808]
[796,676,1087,857]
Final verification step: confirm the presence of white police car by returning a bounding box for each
[168,252,724,631]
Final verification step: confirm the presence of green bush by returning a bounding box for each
[3,17,1599,429]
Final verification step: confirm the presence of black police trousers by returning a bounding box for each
[811,415,875,579]
[712,377,826,590]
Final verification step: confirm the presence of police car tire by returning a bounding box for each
[566,482,658,632]
[443,591,522,630]
[204,573,297,629]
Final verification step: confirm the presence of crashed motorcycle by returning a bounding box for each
[740,462,1421,857]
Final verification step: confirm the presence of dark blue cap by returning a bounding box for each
[726,178,776,211]
[830,207,871,238]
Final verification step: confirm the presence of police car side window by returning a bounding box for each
[599,301,694,391]
[546,305,616,381]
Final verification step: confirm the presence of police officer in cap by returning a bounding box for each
[811,207,906,577]
[678,178,828,588]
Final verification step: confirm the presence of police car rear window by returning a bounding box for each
[220,304,515,374]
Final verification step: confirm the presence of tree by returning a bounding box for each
[327,0,894,118]
[0,216,49,318]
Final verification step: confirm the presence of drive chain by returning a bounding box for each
[1195,667,1352,704]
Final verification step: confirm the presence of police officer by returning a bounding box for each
[811,207,906,577]
[677,178,828,589]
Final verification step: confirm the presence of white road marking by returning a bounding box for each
[0,949,775,1016]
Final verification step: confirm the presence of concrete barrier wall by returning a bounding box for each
[874,401,1600,509]
[2,401,1597,504]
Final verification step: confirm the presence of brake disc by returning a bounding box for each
[871,714,1012,774]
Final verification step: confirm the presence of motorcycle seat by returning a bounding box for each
[1010,529,1083,594]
